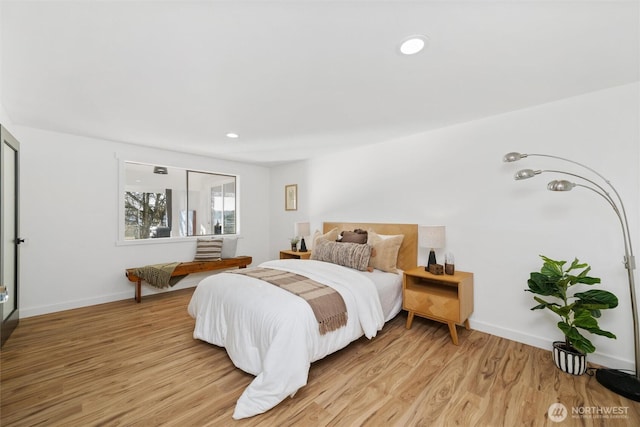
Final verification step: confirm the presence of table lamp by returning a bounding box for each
[294,222,311,252]
[419,226,445,271]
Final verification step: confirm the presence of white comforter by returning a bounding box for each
[187,259,387,419]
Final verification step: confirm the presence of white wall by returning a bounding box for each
[270,83,640,371]
[0,96,13,128]
[0,1,12,127]
[269,161,311,256]
[0,90,10,126]
[10,126,271,317]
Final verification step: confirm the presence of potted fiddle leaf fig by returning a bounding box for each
[526,255,618,375]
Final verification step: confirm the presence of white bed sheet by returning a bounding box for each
[356,267,403,322]
[187,259,402,419]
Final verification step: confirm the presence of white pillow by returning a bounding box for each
[221,237,238,259]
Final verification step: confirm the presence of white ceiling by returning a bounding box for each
[1,1,638,165]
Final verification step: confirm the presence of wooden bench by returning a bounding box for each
[126,256,252,303]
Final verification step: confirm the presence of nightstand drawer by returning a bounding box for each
[403,288,460,321]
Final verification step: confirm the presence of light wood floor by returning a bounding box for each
[2,288,639,427]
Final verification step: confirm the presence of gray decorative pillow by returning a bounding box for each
[194,238,223,261]
[311,238,372,271]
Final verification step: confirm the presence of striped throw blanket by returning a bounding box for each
[232,267,348,335]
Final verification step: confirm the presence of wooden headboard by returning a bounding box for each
[323,222,418,271]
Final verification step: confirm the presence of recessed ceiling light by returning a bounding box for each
[226,132,239,139]
[399,35,428,55]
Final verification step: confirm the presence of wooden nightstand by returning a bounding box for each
[403,267,474,345]
[279,250,312,260]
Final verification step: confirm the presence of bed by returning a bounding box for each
[187,222,417,419]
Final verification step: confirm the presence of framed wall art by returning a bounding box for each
[285,184,297,211]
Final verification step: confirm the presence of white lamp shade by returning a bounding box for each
[419,225,445,249]
[294,222,311,237]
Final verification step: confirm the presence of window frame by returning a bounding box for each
[116,157,240,246]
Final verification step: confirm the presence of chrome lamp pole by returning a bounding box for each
[503,152,640,401]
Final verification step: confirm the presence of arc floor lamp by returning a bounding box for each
[503,152,639,401]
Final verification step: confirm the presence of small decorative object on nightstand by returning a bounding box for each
[428,264,444,275]
[280,250,312,260]
[445,252,455,275]
[403,266,474,345]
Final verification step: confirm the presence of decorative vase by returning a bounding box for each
[444,252,455,275]
[552,341,587,375]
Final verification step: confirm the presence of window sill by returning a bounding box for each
[116,235,240,247]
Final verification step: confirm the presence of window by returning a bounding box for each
[186,170,236,236]
[123,161,237,241]
[210,181,236,235]
[124,191,170,239]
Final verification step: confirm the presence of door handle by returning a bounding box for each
[0,285,8,303]
[16,238,25,245]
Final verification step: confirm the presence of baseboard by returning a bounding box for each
[21,291,136,318]
[470,319,635,373]
[20,278,203,318]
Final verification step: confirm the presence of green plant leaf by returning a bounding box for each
[575,276,601,285]
[527,273,563,298]
[571,335,596,354]
[572,309,598,329]
[531,296,559,311]
[575,290,618,308]
[565,268,600,285]
[581,326,617,339]
[540,255,565,267]
[558,322,595,353]
[567,258,587,271]
[540,255,565,276]
[577,303,611,311]
[575,264,590,275]
[550,304,572,318]
[558,321,576,337]
[541,265,563,279]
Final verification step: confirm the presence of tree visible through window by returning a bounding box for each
[124,192,168,239]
